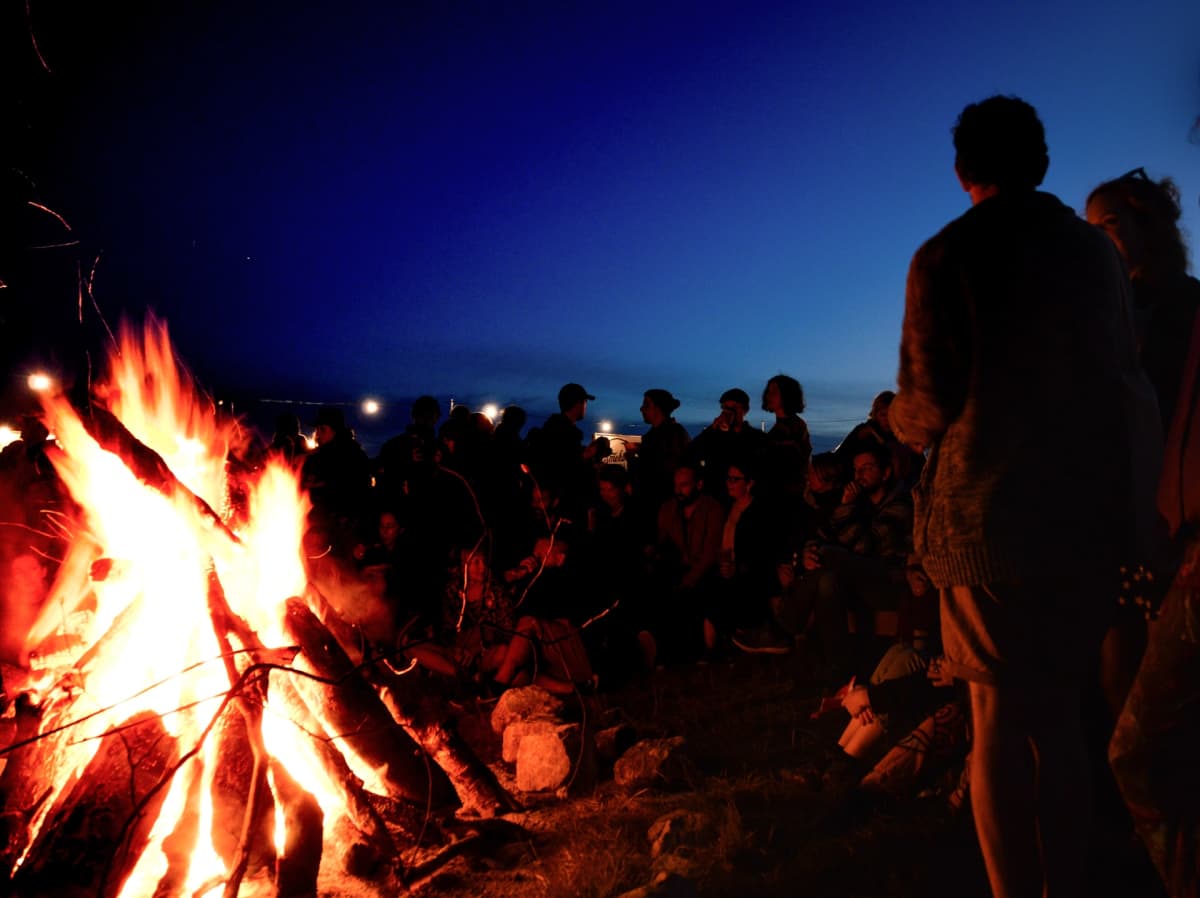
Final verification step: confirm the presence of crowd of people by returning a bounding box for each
[284,377,926,693]
[3,94,1200,898]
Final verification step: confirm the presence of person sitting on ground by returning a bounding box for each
[405,547,516,688]
[686,388,767,503]
[736,444,912,673]
[631,388,690,517]
[834,390,923,488]
[353,508,404,598]
[581,464,656,679]
[712,458,782,650]
[493,534,595,695]
[650,463,726,662]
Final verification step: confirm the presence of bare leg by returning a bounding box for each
[969,681,1088,898]
[968,682,1042,898]
[494,619,539,685]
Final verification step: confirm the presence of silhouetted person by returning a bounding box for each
[301,406,371,557]
[759,374,812,505]
[686,388,766,503]
[1087,169,1200,429]
[631,388,690,516]
[269,413,309,464]
[890,96,1156,898]
[525,383,600,523]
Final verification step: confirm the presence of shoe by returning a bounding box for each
[732,626,792,655]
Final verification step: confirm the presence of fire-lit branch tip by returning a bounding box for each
[26,201,70,230]
[25,0,51,73]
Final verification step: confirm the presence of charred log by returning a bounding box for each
[210,705,275,876]
[269,759,322,898]
[9,711,179,898]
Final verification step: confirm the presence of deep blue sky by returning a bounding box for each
[12,0,1200,444]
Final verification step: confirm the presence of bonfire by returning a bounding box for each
[0,319,512,897]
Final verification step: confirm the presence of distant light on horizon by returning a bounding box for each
[481,403,499,421]
[0,425,19,450]
[27,372,53,393]
[361,398,381,416]
[598,419,613,433]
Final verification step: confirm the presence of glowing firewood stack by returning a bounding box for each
[0,319,512,897]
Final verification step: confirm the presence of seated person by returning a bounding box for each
[494,535,595,695]
[405,547,515,685]
[713,459,781,646]
[581,466,656,677]
[649,463,726,662]
[738,444,913,679]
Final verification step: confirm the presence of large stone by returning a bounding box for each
[514,722,597,794]
[490,685,564,734]
[613,737,696,791]
[502,719,560,763]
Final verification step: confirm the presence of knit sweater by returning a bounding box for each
[891,191,1151,587]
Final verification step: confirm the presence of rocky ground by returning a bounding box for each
[383,649,1164,898]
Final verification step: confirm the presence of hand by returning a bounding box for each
[842,685,872,719]
[841,481,862,505]
[712,413,731,432]
[777,563,796,589]
[927,656,954,688]
[802,544,823,571]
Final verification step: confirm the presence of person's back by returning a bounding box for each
[890,95,1156,898]
[896,173,1139,582]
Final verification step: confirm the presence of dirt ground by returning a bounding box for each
[360,650,1164,898]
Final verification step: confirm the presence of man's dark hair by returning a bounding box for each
[720,388,751,409]
[411,395,440,424]
[953,96,1048,192]
[852,441,892,472]
[762,374,805,415]
[597,464,629,488]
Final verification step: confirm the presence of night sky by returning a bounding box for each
[4,1,1199,448]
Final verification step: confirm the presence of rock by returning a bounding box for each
[613,737,696,791]
[515,723,597,794]
[490,685,564,734]
[502,719,560,763]
[595,723,638,764]
[647,808,718,860]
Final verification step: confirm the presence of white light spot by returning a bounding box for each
[27,372,52,392]
[362,398,381,416]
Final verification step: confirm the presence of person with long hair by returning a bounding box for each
[1086,169,1200,428]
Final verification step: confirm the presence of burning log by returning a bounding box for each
[304,588,517,818]
[8,711,180,898]
[266,673,402,858]
[282,599,455,809]
[269,758,323,898]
